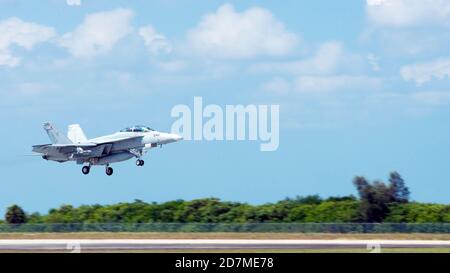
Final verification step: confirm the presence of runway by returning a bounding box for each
[0,239,449,251]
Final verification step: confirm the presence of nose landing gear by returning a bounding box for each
[105,166,114,176]
[82,166,90,175]
[136,159,145,166]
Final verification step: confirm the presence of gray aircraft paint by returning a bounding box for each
[32,123,182,175]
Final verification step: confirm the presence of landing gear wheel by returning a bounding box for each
[136,159,144,166]
[106,167,113,176]
[82,166,90,175]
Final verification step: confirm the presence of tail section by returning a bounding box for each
[67,124,88,143]
[43,122,72,144]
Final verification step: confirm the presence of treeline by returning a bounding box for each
[3,172,450,224]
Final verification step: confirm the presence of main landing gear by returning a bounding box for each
[81,165,114,176]
[136,159,145,166]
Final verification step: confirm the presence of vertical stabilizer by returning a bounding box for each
[43,122,72,144]
[67,124,88,143]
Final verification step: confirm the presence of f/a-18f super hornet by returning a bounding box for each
[32,123,182,176]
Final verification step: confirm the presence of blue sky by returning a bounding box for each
[1,0,450,214]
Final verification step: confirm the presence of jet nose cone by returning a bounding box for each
[159,133,183,144]
[172,134,183,141]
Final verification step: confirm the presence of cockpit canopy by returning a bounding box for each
[120,125,155,133]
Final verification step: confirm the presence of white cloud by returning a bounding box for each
[60,8,134,58]
[139,25,172,55]
[401,57,450,85]
[16,82,57,95]
[186,4,299,59]
[369,90,450,108]
[363,1,450,56]
[411,91,450,105]
[249,42,344,75]
[0,17,56,67]
[367,53,380,71]
[157,60,186,72]
[294,75,381,93]
[0,52,19,67]
[255,41,378,94]
[262,75,381,95]
[66,0,81,6]
[366,0,450,27]
[262,77,291,94]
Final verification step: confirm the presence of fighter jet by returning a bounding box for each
[32,122,182,176]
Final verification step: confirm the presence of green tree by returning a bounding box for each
[353,177,392,222]
[388,171,410,203]
[385,203,450,223]
[5,205,27,224]
[353,172,411,223]
[304,201,359,223]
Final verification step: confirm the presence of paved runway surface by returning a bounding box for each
[0,239,449,251]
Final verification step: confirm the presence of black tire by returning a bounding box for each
[136,159,144,166]
[106,167,113,176]
[82,166,90,175]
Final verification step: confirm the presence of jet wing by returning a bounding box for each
[32,143,97,154]
[92,136,143,145]
[52,143,97,147]
[33,136,144,155]
[93,136,144,152]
